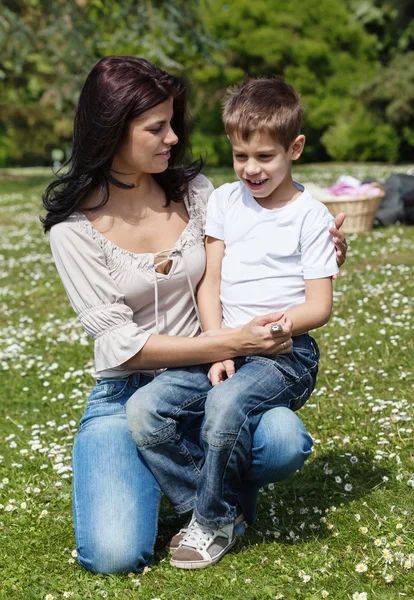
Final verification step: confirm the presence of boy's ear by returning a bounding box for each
[290,135,305,161]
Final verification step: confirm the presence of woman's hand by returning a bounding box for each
[330,212,348,273]
[237,313,293,356]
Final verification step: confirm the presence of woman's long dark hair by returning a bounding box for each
[42,56,203,232]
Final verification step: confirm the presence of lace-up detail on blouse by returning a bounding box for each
[49,174,214,378]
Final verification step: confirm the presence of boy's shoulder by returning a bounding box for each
[210,180,243,203]
[298,185,334,221]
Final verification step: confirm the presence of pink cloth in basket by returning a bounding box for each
[325,182,382,197]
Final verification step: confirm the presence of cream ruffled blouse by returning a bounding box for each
[49,174,214,379]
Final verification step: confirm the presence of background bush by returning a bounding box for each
[0,0,413,166]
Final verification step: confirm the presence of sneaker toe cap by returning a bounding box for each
[171,546,204,561]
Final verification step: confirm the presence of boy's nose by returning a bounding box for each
[245,160,261,176]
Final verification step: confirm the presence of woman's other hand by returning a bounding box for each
[330,212,348,274]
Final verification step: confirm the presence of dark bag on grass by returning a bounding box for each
[403,190,414,225]
[375,173,414,225]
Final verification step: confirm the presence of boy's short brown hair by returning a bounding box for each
[222,77,302,150]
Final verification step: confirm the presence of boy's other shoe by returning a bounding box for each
[170,518,236,569]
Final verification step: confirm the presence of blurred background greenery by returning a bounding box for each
[0,0,413,168]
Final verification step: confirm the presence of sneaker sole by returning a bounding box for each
[170,535,237,569]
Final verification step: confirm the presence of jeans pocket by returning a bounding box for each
[269,354,307,386]
[87,378,130,406]
[289,387,311,412]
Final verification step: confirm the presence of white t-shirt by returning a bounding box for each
[204,180,339,328]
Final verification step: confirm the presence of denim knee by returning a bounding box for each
[126,389,175,448]
[203,385,241,434]
[78,539,153,574]
[203,398,238,449]
[248,406,313,486]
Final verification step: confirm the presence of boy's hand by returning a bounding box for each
[208,360,236,386]
[330,212,348,275]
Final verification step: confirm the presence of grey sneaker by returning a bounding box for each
[170,518,236,569]
[166,512,197,552]
[167,509,245,552]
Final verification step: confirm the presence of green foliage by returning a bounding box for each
[0,0,214,166]
[348,0,414,160]
[0,0,412,165]
[192,0,379,164]
[321,109,400,162]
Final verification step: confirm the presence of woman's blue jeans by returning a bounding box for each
[72,371,313,574]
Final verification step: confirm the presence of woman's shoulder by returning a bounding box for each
[49,212,100,249]
[188,173,215,205]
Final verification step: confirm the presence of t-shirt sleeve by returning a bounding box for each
[204,187,226,240]
[49,221,151,372]
[300,209,339,280]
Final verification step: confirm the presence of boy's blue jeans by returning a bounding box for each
[126,334,319,528]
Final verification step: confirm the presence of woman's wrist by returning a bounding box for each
[213,327,243,358]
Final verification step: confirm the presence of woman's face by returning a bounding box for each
[112,97,178,176]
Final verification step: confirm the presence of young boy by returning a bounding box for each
[126,77,338,569]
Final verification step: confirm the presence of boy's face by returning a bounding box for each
[229,131,304,203]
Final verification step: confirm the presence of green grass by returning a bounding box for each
[0,167,413,600]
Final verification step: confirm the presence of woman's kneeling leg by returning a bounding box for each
[72,401,161,574]
[239,406,313,524]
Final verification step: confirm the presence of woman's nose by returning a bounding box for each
[164,126,178,146]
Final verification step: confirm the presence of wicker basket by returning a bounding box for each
[303,182,385,233]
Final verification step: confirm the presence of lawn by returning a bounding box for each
[0,166,413,600]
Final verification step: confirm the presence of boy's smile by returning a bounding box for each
[229,131,305,209]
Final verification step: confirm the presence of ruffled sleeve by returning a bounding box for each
[49,219,151,372]
[188,174,214,223]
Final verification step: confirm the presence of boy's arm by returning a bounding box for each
[284,277,333,336]
[197,236,225,331]
[198,236,234,385]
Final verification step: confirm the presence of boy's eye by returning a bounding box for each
[259,154,273,159]
[234,154,247,160]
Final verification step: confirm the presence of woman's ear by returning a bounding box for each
[291,135,305,161]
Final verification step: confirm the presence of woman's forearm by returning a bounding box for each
[122,331,241,370]
[122,311,293,370]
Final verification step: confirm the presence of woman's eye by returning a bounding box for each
[149,128,162,134]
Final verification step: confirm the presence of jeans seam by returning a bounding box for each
[245,356,302,386]
[133,393,208,446]
[174,496,198,514]
[169,392,208,419]
[72,448,83,566]
[134,418,177,447]
[135,424,202,478]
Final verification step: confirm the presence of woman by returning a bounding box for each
[42,56,347,574]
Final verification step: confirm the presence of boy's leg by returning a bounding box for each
[239,334,318,523]
[126,365,211,514]
[196,341,318,527]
